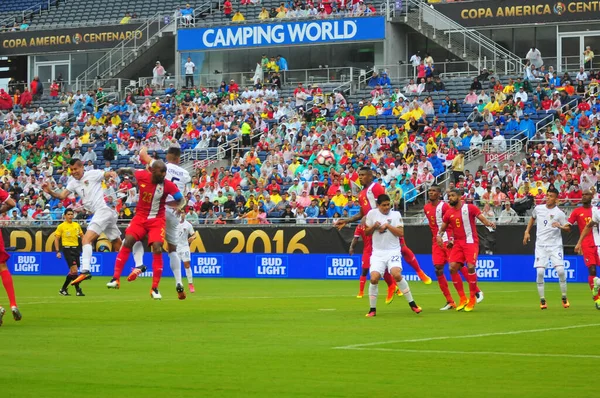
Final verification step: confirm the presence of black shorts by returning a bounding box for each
[63,247,81,269]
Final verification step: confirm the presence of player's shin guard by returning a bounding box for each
[397,278,414,302]
[80,244,93,273]
[556,266,567,297]
[536,267,545,299]
[0,269,17,307]
[168,252,182,286]
[369,283,378,309]
[151,253,164,289]
[465,271,478,299]
[437,274,454,303]
[132,241,145,268]
[450,272,466,300]
[113,246,132,280]
[185,267,193,284]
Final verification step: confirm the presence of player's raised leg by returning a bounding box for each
[131,240,148,276]
[400,239,431,284]
[107,234,137,289]
[71,229,97,285]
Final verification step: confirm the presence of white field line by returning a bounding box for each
[334,323,600,350]
[337,347,600,360]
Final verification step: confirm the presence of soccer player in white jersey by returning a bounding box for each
[364,194,422,317]
[130,147,192,299]
[43,159,122,287]
[176,212,196,293]
[523,186,570,310]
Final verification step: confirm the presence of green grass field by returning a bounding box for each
[0,277,598,398]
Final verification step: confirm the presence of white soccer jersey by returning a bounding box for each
[366,208,403,253]
[166,162,191,196]
[177,220,195,250]
[532,204,567,247]
[66,170,109,213]
[591,207,600,246]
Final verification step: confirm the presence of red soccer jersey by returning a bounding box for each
[135,170,180,220]
[353,223,372,255]
[0,188,10,203]
[357,182,385,216]
[568,206,594,247]
[442,203,481,244]
[424,201,451,243]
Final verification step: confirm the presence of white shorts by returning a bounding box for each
[87,207,121,241]
[534,245,564,268]
[177,247,191,263]
[370,251,403,275]
[165,209,178,245]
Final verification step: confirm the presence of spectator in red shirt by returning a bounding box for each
[229,79,239,93]
[568,183,583,204]
[224,0,233,17]
[267,179,281,193]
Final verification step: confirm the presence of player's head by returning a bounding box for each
[376,194,391,214]
[150,160,168,184]
[358,166,373,187]
[546,186,559,206]
[166,147,181,164]
[447,189,462,207]
[68,159,84,180]
[582,189,593,205]
[64,208,74,221]
[428,185,442,202]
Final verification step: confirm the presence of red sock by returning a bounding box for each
[151,253,164,289]
[401,246,422,273]
[461,266,480,293]
[589,275,595,291]
[0,269,17,307]
[113,246,132,279]
[450,272,466,300]
[466,272,478,299]
[437,274,454,303]
[383,271,394,288]
[359,275,367,294]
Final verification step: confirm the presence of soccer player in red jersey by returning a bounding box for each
[349,217,371,298]
[436,189,496,312]
[106,159,185,299]
[424,186,483,310]
[570,190,600,308]
[0,188,21,326]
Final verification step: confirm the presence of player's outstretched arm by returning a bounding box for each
[139,146,153,165]
[336,211,363,230]
[523,217,535,245]
[116,167,136,179]
[42,184,71,200]
[477,214,496,230]
[575,221,597,254]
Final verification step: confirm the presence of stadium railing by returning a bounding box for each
[374,60,488,81]
[0,0,56,32]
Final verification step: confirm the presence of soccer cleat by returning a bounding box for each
[150,288,162,300]
[440,302,456,311]
[365,310,376,317]
[76,289,85,297]
[540,298,547,310]
[562,297,570,308]
[456,298,468,311]
[356,292,364,298]
[385,285,398,304]
[464,297,476,312]
[476,290,484,304]
[409,302,422,314]
[593,277,600,297]
[11,306,22,321]
[70,271,91,286]
[127,265,147,282]
[176,284,186,300]
[0,307,4,327]
[189,283,195,294]
[417,271,432,285]
[106,278,120,289]
[59,289,70,296]
[396,288,403,297]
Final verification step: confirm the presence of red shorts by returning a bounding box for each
[125,216,166,245]
[448,240,479,265]
[582,245,600,268]
[431,242,450,266]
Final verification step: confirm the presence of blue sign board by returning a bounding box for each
[177,17,386,51]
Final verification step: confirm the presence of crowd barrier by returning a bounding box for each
[8,252,586,283]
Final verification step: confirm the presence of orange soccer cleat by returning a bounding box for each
[464,297,476,312]
[70,271,91,286]
[386,285,398,304]
[127,265,147,282]
[456,297,468,311]
[417,271,432,285]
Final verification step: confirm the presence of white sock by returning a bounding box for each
[132,241,144,268]
[369,282,378,309]
[185,267,193,284]
[169,252,182,286]
[81,244,92,273]
[397,277,414,302]
[536,267,545,299]
[556,266,567,297]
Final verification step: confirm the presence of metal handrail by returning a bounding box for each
[176,14,381,29]
[0,17,158,33]
[402,168,452,214]
[374,60,486,81]
[483,131,528,167]
[0,0,49,30]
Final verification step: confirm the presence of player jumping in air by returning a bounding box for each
[523,186,569,310]
[131,147,192,299]
[43,159,123,287]
[365,194,421,317]
[337,167,431,303]
[437,189,495,312]
[106,159,186,299]
[0,188,21,326]
[424,186,483,310]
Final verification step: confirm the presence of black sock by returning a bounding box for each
[61,275,73,291]
[73,282,81,291]
[369,307,376,312]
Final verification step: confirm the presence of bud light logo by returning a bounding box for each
[545,257,577,281]
[83,254,102,275]
[256,256,288,277]
[13,254,41,274]
[193,255,223,277]
[476,257,502,281]
[326,256,359,279]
